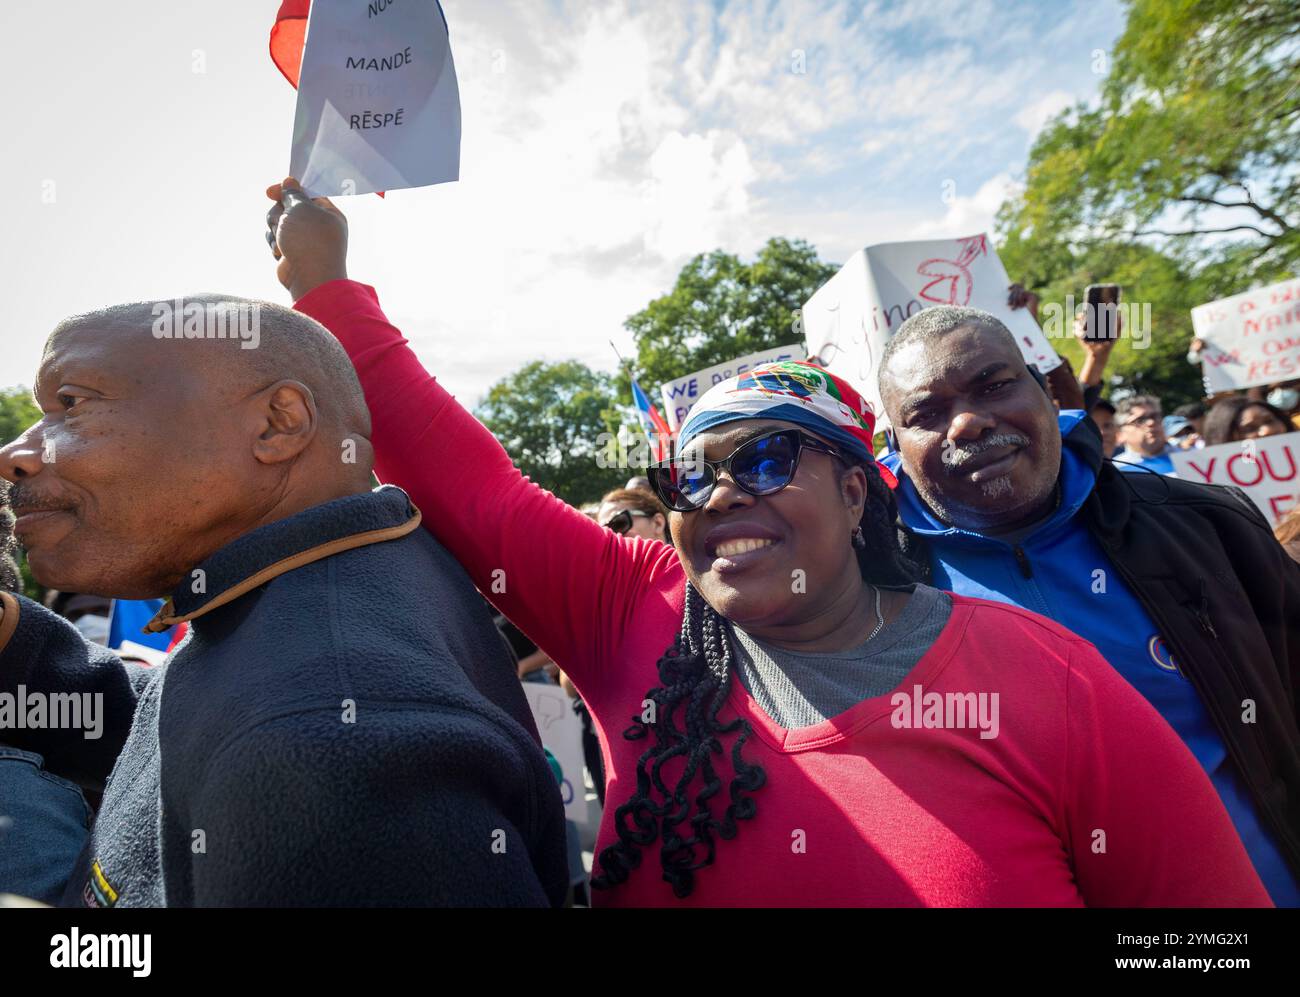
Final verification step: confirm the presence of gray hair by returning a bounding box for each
[1115,394,1163,422]
[878,306,1019,395]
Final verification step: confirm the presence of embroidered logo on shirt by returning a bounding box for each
[1147,634,1183,676]
[82,859,120,908]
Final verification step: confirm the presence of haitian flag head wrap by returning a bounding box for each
[677,360,897,488]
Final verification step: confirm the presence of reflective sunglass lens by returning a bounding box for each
[734,433,799,493]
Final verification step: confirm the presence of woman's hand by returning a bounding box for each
[265,177,349,301]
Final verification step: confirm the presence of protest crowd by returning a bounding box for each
[1,2,1299,919]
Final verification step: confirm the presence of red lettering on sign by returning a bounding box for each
[1184,458,1216,483]
[1269,494,1298,522]
[1259,444,1297,482]
[1227,452,1265,487]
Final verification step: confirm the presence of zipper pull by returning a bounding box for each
[1013,545,1033,579]
[1195,579,1218,639]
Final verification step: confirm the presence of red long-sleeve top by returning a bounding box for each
[297,279,1269,908]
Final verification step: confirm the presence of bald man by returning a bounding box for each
[0,299,568,906]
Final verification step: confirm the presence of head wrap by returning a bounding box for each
[677,360,897,488]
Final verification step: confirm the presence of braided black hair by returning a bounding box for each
[591,459,918,898]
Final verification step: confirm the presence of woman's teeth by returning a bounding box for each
[715,538,774,558]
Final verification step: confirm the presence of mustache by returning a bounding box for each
[6,482,73,514]
[943,433,1031,474]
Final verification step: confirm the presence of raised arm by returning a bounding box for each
[264,180,680,689]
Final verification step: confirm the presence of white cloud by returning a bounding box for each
[1014,89,1074,138]
[913,172,1022,240]
[0,0,1124,407]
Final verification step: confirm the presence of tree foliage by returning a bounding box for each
[624,237,837,391]
[474,360,625,507]
[0,386,39,447]
[997,0,1299,406]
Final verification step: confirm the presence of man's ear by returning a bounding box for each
[252,380,317,465]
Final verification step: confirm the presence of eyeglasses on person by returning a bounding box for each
[602,508,653,534]
[647,427,844,512]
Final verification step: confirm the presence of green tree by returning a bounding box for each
[0,386,39,446]
[998,237,1215,407]
[475,360,625,507]
[997,0,1299,405]
[624,237,837,391]
[1006,0,1298,274]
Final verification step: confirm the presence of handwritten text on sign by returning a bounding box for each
[1192,278,1300,393]
[801,233,1061,429]
[660,344,806,430]
[290,0,461,197]
[1170,432,1300,525]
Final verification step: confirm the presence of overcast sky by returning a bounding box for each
[0,0,1125,405]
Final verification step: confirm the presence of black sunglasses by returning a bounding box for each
[648,428,843,512]
[602,509,651,534]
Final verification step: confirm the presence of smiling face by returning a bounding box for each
[0,314,278,597]
[668,420,867,631]
[880,324,1061,532]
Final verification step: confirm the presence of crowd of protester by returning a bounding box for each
[0,180,1296,908]
[1005,285,1300,559]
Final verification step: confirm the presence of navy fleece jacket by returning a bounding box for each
[0,486,568,907]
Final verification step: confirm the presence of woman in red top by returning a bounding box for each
[263,180,1269,907]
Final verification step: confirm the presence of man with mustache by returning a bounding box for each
[0,298,567,906]
[877,305,1300,907]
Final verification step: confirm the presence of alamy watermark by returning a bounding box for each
[1038,296,1152,350]
[50,930,151,976]
[151,297,260,349]
[0,685,103,739]
[890,684,1000,739]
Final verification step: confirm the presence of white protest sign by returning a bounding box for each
[660,344,806,429]
[1191,278,1300,393]
[521,682,589,824]
[290,0,461,197]
[1170,432,1300,525]
[801,233,1061,428]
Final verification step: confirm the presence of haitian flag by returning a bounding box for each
[631,378,672,462]
[269,0,311,87]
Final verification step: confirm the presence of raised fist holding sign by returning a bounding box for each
[265,177,349,301]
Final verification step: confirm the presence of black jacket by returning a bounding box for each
[901,416,1300,875]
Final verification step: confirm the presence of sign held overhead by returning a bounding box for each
[801,234,1061,428]
[273,0,462,197]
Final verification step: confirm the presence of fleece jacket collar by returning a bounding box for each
[144,485,421,633]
